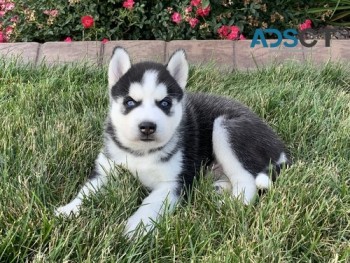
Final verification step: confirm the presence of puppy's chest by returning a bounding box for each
[115,150,183,189]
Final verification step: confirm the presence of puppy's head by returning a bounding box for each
[108,47,189,151]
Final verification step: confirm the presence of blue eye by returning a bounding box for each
[124,97,137,108]
[159,98,172,108]
[161,101,169,107]
[127,100,135,107]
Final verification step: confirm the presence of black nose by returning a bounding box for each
[139,122,157,135]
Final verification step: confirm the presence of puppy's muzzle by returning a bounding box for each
[139,122,157,136]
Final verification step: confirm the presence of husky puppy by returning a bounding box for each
[55,47,290,237]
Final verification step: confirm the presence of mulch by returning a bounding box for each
[303,26,350,39]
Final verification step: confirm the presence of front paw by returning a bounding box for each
[124,216,153,239]
[55,203,80,217]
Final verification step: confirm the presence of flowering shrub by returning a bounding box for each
[0,0,147,42]
[0,0,343,43]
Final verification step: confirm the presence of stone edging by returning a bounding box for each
[0,40,349,70]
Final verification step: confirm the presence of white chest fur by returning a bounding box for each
[105,138,183,190]
[125,151,182,189]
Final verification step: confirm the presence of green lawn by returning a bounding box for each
[0,59,349,262]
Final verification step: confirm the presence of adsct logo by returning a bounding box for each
[250,29,335,48]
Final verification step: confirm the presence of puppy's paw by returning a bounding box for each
[124,216,153,239]
[213,180,232,194]
[55,203,80,217]
[231,182,257,205]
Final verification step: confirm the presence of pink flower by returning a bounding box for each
[64,37,72,42]
[10,15,18,22]
[217,25,230,38]
[299,19,312,31]
[218,25,241,40]
[0,11,5,17]
[44,9,59,17]
[5,26,13,35]
[196,5,210,17]
[123,0,135,10]
[305,19,312,25]
[189,18,199,28]
[171,12,182,24]
[81,15,94,29]
[5,2,14,11]
[190,0,201,7]
[0,31,6,43]
[227,31,239,40]
[185,6,192,13]
[239,34,246,40]
[102,38,109,44]
[226,26,240,40]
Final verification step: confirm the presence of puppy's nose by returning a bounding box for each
[139,122,157,135]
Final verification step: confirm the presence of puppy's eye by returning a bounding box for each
[159,98,172,108]
[161,101,169,107]
[124,97,137,108]
[127,100,135,107]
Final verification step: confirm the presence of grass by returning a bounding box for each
[0,59,349,262]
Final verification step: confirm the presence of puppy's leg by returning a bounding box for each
[212,117,257,204]
[125,183,179,238]
[55,152,112,216]
[208,162,232,194]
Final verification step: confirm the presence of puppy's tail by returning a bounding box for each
[255,155,291,190]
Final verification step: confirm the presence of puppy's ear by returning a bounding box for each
[166,49,189,90]
[108,47,131,89]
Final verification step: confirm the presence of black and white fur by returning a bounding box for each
[55,47,290,237]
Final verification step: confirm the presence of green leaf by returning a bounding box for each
[330,10,350,21]
[202,0,210,8]
[304,5,350,14]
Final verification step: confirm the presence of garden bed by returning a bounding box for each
[1,39,349,71]
[1,1,349,43]
[304,26,350,39]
